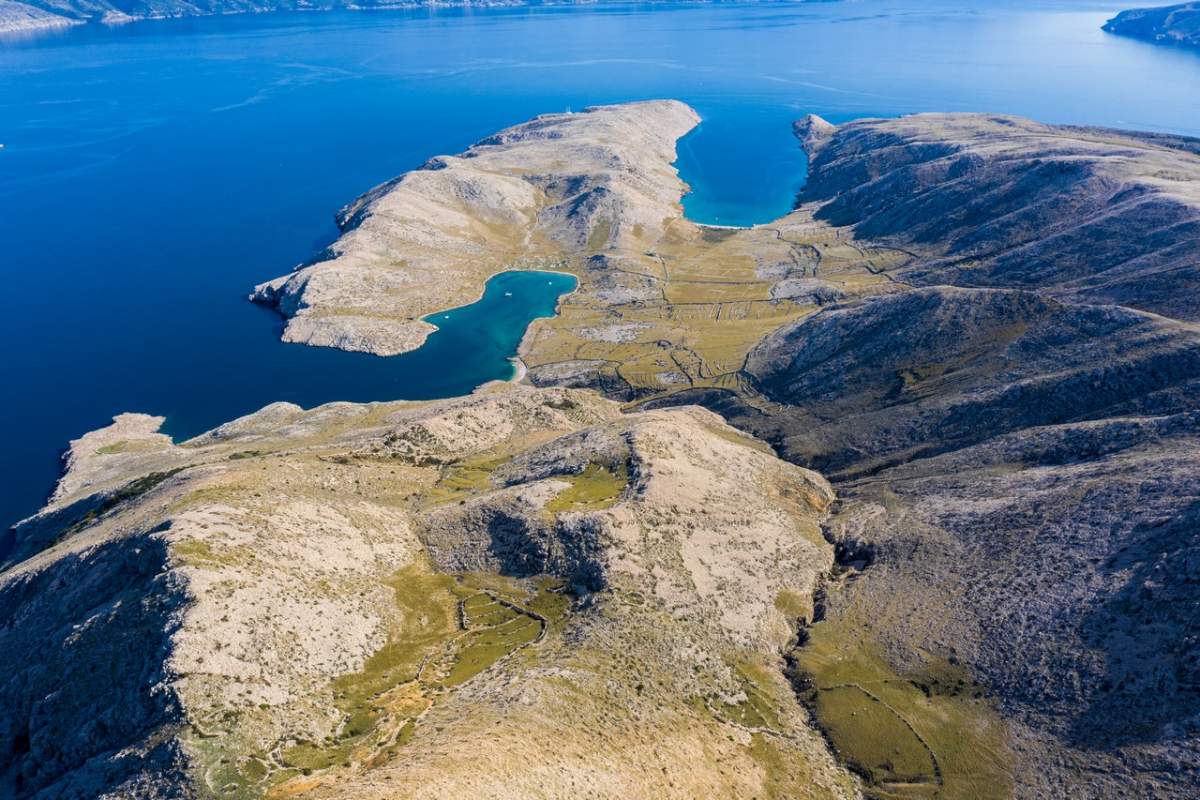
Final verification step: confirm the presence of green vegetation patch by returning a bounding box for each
[172,539,257,569]
[438,578,560,687]
[702,421,775,455]
[331,567,460,713]
[443,614,541,687]
[587,218,613,251]
[816,685,937,787]
[422,454,510,507]
[700,226,739,243]
[65,467,186,537]
[273,566,463,780]
[95,438,167,456]
[525,576,571,626]
[774,589,812,624]
[546,460,629,513]
[265,570,563,791]
[717,657,785,731]
[792,622,1012,800]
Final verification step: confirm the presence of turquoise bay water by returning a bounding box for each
[2,1,1200,527]
[166,269,576,441]
[416,269,577,384]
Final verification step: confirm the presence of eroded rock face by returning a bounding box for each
[796,113,1200,321]
[0,385,852,799]
[251,101,700,356]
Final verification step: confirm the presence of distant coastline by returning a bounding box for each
[1103,2,1200,51]
[0,0,837,36]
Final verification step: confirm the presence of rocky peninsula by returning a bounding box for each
[1104,2,1200,50]
[252,100,701,356]
[3,102,1199,799]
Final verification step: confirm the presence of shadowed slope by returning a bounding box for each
[746,286,1200,477]
[795,113,1200,322]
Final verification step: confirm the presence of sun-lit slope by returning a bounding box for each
[674,113,1200,799]
[521,210,900,402]
[737,286,1200,796]
[0,384,857,799]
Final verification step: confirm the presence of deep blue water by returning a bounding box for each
[2,1,1199,528]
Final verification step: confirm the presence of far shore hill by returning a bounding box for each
[1104,1,1200,50]
[0,0,833,35]
[0,0,528,33]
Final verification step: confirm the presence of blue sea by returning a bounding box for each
[1,0,1198,527]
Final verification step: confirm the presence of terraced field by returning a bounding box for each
[520,210,901,402]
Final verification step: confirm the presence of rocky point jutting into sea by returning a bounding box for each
[2,101,1199,799]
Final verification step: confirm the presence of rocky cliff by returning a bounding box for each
[1104,2,1200,50]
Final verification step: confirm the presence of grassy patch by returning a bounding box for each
[774,589,812,623]
[792,622,1012,800]
[172,539,257,569]
[724,659,783,730]
[95,439,166,456]
[587,218,613,251]
[331,567,460,715]
[546,460,629,513]
[442,613,541,687]
[267,569,562,790]
[703,422,775,455]
[815,685,937,787]
[525,577,571,626]
[272,566,462,781]
[421,454,509,507]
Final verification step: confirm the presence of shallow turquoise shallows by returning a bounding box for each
[417,270,577,385]
[2,1,1200,527]
[166,268,576,438]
